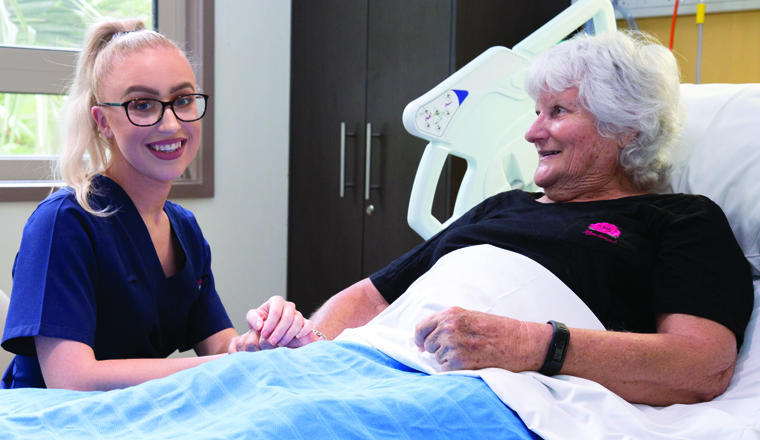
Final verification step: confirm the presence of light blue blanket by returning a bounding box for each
[0,342,539,439]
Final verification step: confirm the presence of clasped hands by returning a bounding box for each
[228,298,545,373]
[228,295,319,353]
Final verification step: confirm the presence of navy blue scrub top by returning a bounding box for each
[1,175,233,388]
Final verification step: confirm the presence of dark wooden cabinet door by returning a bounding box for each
[288,0,450,315]
[288,1,369,315]
[362,0,452,276]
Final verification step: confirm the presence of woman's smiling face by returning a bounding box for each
[91,46,200,186]
[525,87,631,202]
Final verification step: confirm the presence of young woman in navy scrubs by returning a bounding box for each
[1,18,314,390]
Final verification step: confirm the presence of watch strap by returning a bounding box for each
[538,320,570,376]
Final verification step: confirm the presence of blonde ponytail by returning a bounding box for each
[56,18,184,215]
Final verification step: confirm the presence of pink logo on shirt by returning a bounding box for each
[584,222,621,243]
[198,279,203,291]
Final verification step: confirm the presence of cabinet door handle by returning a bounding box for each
[365,122,372,200]
[365,123,382,201]
[340,122,355,198]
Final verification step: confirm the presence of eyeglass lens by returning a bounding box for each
[126,95,206,125]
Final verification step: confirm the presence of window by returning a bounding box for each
[0,0,214,202]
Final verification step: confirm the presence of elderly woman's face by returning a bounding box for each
[525,88,626,202]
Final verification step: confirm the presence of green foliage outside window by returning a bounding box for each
[0,93,65,155]
[1,0,152,156]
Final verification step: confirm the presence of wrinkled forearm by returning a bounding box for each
[309,278,389,340]
[540,316,737,405]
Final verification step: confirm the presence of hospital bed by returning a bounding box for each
[1,0,758,438]
[399,0,760,436]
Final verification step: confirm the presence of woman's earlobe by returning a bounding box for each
[619,131,638,149]
[91,106,113,138]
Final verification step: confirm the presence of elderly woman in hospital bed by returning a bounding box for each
[252,30,755,407]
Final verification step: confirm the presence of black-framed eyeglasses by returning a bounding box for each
[98,94,209,127]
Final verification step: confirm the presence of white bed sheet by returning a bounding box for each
[337,245,760,440]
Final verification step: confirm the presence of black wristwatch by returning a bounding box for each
[538,320,570,376]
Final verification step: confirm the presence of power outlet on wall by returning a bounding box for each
[615,0,760,18]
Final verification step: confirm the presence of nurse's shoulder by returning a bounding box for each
[20,185,118,247]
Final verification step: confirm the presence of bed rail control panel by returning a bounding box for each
[404,0,617,240]
[414,89,468,136]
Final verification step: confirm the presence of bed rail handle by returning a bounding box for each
[407,142,452,240]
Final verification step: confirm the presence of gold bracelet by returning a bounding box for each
[313,330,327,341]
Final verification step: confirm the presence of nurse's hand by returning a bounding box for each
[228,296,316,353]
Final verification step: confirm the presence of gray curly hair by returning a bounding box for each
[524,30,684,191]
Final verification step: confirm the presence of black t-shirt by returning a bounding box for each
[370,190,754,348]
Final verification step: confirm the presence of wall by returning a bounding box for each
[0,205,35,300]
[0,0,292,335]
[619,9,760,84]
[180,0,291,332]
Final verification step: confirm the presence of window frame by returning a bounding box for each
[0,0,215,202]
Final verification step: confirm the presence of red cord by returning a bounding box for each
[669,0,680,51]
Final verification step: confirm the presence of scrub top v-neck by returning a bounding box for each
[1,175,233,388]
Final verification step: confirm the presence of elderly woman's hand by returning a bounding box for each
[228,296,316,353]
[414,307,550,372]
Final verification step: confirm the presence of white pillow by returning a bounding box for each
[667,83,760,276]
